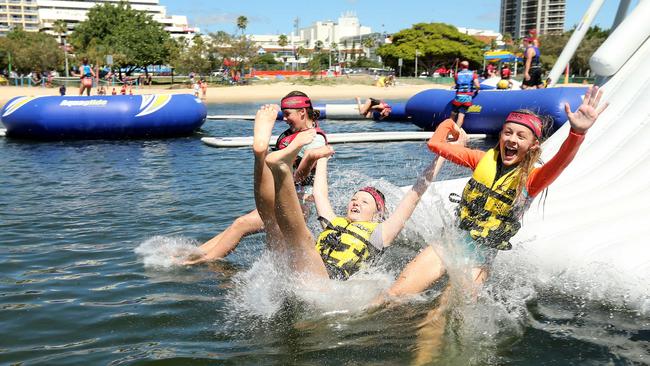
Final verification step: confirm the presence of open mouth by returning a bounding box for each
[504,146,518,159]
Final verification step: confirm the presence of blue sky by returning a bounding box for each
[164,0,639,35]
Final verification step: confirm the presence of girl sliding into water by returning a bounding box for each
[184,91,329,265]
[381,86,609,298]
[258,104,442,280]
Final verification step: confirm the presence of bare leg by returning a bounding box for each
[356,97,372,117]
[265,132,329,278]
[386,245,446,298]
[184,209,264,265]
[456,111,466,128]
[413,284,452,365]
[253,104,284,249]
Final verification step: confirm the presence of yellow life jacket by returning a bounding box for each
[457,148,525,250]
[315,216,380,280]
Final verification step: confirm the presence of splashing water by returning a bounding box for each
[135,235,202,269]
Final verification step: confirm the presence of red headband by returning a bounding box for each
[359,186,385,213]
[505,112,542,138]
[281,96,311,109]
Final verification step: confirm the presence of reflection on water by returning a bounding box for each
[1,102,648,365]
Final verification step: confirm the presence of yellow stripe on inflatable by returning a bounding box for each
[135,94,172,117]
[2,96,37,117]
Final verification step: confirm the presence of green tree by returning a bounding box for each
[236,16,248,35]
[377,23,485,76]
[0,27,63,75]
[52,19,70,77]
[278,34,288,48]
[314,40,324,53]
[69,2,171,76]
[538,26,608,76]
[362,37,376,59]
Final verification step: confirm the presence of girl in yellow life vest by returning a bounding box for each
[382,86,609,298]
[255,104,442,280]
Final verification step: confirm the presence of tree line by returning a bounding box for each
[0,1,609,79]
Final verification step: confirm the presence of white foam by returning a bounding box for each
[134,235,202,269]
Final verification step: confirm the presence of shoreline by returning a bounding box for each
[0,82,445,107]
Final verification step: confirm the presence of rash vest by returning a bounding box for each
[455,69,476,95]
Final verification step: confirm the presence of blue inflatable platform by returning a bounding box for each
[1,94,207,139]
[406,87,588,134]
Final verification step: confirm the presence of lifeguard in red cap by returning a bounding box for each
[451,60,481,128]
[379,86,608,298]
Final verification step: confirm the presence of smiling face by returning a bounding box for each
[499,122,540,166]
[346,191,379,222]
[282,108,310,131]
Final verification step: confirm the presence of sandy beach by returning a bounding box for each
[0,82,446,107]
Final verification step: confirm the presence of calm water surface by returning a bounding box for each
[1,100,648,365]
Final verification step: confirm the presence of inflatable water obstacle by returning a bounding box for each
[205,87,586,136]
[1,94,207,139]
[405,87,587,133]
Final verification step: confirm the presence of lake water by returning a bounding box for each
[1,101,648,365]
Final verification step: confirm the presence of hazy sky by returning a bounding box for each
[164,0,639,35]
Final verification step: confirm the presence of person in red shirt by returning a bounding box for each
[380,86,608,299]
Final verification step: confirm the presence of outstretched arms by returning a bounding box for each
[380,156,444,246]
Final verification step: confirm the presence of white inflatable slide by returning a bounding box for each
[428,1,650,311]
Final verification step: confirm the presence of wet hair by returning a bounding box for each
[282,90,320,122]
[500,109,551,201]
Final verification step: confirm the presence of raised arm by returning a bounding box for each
[527,86,608,196]
[292,135,328,184]
[381,156,444,246]
[313,156,336,222]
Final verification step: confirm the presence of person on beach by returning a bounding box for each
[356,97,392,120]
[78,57,95,96]
[378,86,608,299]
[522,37,544,89]
[451,61,480,128]
[184,91,330,265]
[200,78,208,99]
[259,107,442,280]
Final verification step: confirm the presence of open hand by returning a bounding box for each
[565,86,609,134]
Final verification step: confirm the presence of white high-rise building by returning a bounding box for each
[298,11,371,47]
[0,0,198,38]
[0,0,40,35]
[500,0,565,39]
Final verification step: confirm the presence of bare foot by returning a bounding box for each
[309,145,335,160]
[266,129,316,169]
[253,104,280,154]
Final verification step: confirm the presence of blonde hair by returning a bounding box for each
[501,109,550,201]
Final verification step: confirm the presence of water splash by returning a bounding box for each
[134,235,201,269]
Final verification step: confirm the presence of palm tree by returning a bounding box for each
[314,40,323,53]
[278,34,288,69]
[52,20,69,77]
[236,16,248,35]
[362,37,375,58]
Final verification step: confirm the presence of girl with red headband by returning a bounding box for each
[381,86,608,298]
[184,91,331,265]
[260,107,442,280]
